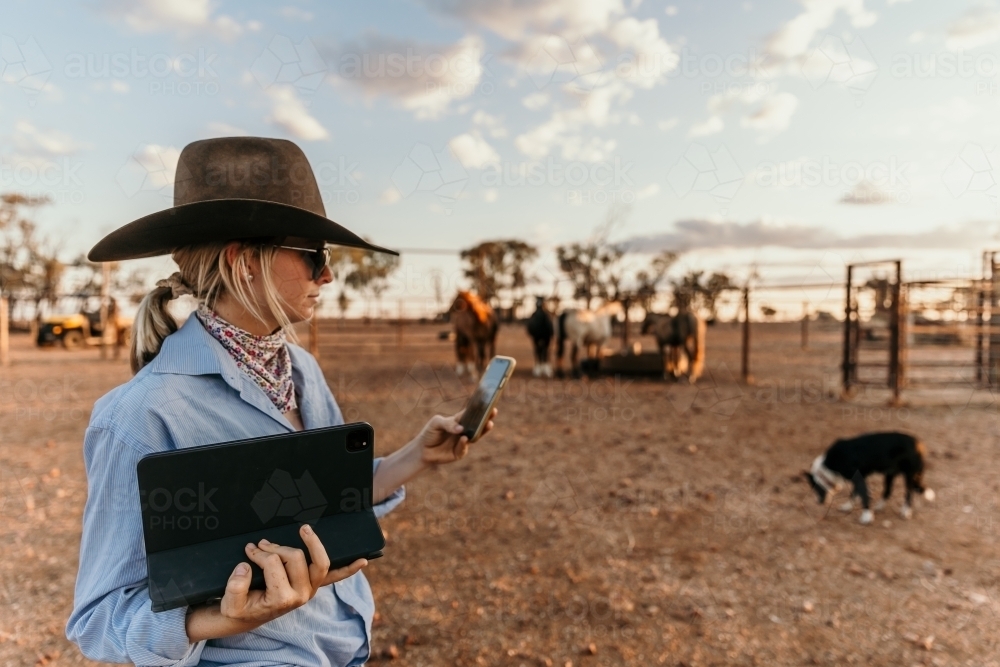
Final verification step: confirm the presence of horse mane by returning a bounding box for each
[455,290,493,325]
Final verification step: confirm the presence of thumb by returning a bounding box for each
[222,562,251,613]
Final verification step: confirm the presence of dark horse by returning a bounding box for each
[449,291,498,376]
[641,311,706,383]
[526,296,554,377]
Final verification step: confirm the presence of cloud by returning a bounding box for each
[622,218,994,252]
[688,115,724,138]
[380,187,402,204]
[472,109,507,138]
[13,121,89,156]
[839,179,901,205]
[278,6,314,21]
[421,0,625,41]
[763,0,876,61]
[265,86,330,140]
[740,92,799,134]
[323,34,485,120]
[945,7,1000,51]
[607,16,678,88]
[448,132,500,169]
[207,122,249,136]
[101,0,259,39]
[522,91,550,109]
[658,117,679,131]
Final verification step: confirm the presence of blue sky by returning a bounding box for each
[2,0,1000,316]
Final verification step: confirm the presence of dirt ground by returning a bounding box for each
[1,320,999,667]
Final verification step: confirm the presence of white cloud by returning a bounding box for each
[945,7,1000,51]
[421,0,625,41]
[472,109,508,138]
[265,86,330,140]
[763,0,876,61]
[908,30,925,44]
[279,6,314,21]
[522,91,551,110]
[380,187,402,204]
[561,135,617,162]
[740,92,799,134]
[483,188,499,202]
[688,115,724,138]
[665,5,678,16]
[636,183,660,200]
[448,132,500,169]
[13,121,88,155]
[658,117,679,131]
[607,16,678,88]
[207,122,249,136]
[102,0,258,40]
[326,35,484,120]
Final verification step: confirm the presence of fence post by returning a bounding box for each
[309,311,319,360]
[888,261,903,405]
[100,262,110,360]
[741,286,752,384]
[801,301,809,351]
[397,299,404,347]
[0,296,9,368]
[842,265,854,396]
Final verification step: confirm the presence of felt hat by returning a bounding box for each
[88,136,397,261]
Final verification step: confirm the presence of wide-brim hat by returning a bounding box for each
[88,137,398,261]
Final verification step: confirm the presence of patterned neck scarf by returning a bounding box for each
[195,304,297,414]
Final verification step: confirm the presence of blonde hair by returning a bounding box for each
[131,242,295,374]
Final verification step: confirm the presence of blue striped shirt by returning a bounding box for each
[66,315,405,666]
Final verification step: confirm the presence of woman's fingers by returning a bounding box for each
[320,558,368,587]
[220,562,252,616]
[299,524,332,587]
[254,539,311,600]
[245,542,293,601]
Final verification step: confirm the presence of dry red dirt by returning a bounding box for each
[1,321,998,667]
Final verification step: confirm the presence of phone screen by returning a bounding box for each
[459,358,512,440]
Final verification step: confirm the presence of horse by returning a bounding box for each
[526,296,554,377]
[555,302,623,378]
[641,311,706,383]
[449,291,498,376]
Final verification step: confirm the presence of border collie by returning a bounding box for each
[804,431,935,525]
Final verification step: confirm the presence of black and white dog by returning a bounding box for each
[804,431,935,525]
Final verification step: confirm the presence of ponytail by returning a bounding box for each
[130,273,192,374]
[129,243,290,374]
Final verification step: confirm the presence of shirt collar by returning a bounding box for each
[149,315,296,430]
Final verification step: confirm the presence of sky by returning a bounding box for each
[2,0,1000,317]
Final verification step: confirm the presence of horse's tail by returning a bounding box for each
[556,311,569,360]
[690,315,707,382]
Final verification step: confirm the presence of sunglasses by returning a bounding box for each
[275,244,331,281]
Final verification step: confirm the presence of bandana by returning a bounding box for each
[195,304,297,414]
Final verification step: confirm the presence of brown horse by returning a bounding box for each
[641,311,706,383]
[450,291,498,376]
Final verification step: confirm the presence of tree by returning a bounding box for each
[633,251,679,312]
[0,194,63,313]
[460,239,538,308]
[555,204,631,308]
[670,270,737,319]
[328,246,360,319]
[345,249,400,317]
[702,272,738,321]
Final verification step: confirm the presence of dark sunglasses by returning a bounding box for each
[276,244,331,281]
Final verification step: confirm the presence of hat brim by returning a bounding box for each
[88,199,399,261]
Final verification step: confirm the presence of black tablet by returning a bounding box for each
[136,423,385,612]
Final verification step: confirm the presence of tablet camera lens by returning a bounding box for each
[346,429,370,452]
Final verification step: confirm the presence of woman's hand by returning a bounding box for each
[186,524,366,641]
[417,408,498,466]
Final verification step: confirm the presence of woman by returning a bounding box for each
[66,137,496,667]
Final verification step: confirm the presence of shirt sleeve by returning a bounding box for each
[66,426,205,667]
[371,457,405,519]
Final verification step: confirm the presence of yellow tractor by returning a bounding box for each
[36,298,132,350]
